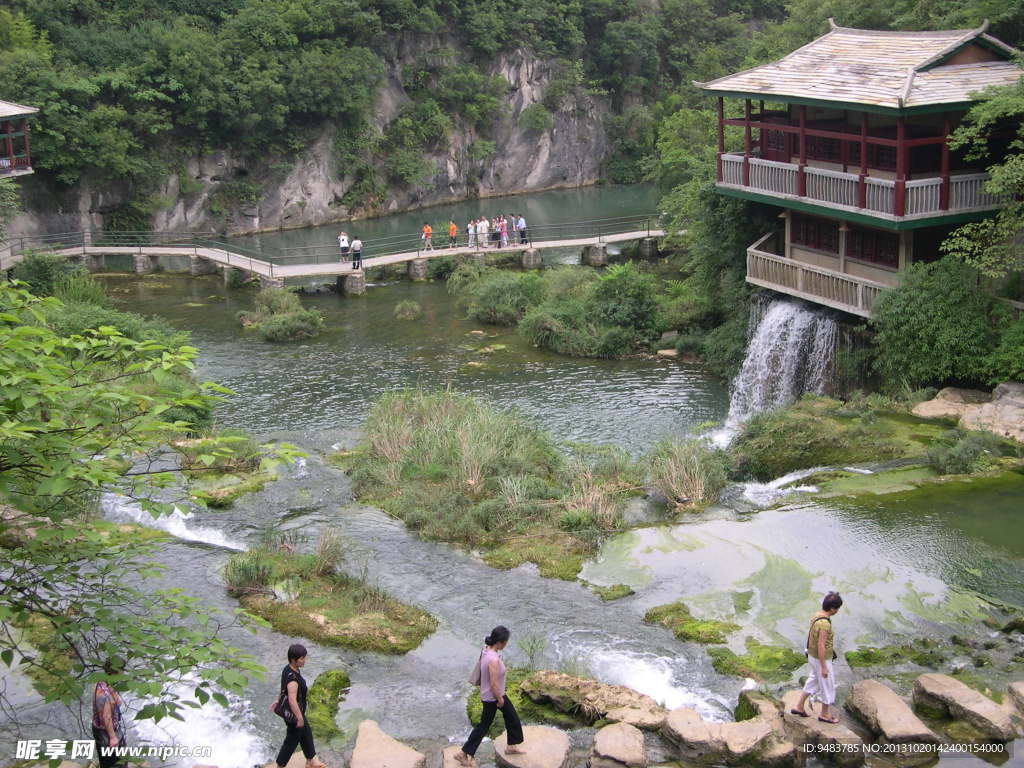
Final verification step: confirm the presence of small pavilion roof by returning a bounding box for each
[697,21,1021,114]
[0,100,39,119]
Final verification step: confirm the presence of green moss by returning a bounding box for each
[324,450,362,471]
[191,471,274,508]
[731,591,754,614]
[591,583,635,601]
[466,668,585,737]
[845,640,946,669]
[950,669,1003,704]
[644,601,739,644]
[231,551,436,654]
[944,719,992,744]
[306,668,351,742]
[482,532,585,581]
[708,639,805,683]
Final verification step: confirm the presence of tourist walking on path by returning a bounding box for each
[517,214,528,244]
[271,644,327,768]
[92,659,127,767]
[337,231,349,263]
[456,625,526,766]
[467,219,476,248]
[499,217,509,248]
[421,222,434,252]
[448,219,458,248]
[350,235,363,269]
[790,592,843,724]
[477,217,489,248]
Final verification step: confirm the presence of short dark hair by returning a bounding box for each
[287,643,308,662]
[822,591,843,611]
[485,626,510,646]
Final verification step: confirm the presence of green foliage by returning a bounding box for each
[306,668,351,741]
[10,251,80,296]
[0,177,20,241]
[47,302,187,346]
[240,287,324,342]
[223,550,273,595]
[926,429,1005,475]
[708,638,804,683]
[393,300,423,320]
[52,272,110,307]
[426,254,457,280]
[645,601,739,644]
[870,258,1008,391]
[519,103,554,133]
[589,263,660,343]
[647,437,730,508]
[986,318,1024,384]
[455,268,546,325]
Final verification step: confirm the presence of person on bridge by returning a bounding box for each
[337,231,350,263]
[499,217,509,248]
[350,236,363,270]
[517,214,528,244]
[421,222,434,252]
[476,217,488,248]
[448,220,458,248]
[467,219,476,248]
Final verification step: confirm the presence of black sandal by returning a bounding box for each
[789,709,809,717]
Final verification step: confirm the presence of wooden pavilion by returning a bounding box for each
[0,99,38,178]
[697,20,1022,316]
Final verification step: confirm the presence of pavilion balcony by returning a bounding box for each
[745,230,887,317]
[720,152,1002,222]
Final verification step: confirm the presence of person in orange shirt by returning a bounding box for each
[448,220,458,248]
[421,222,434,251]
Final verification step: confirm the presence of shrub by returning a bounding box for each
[927,428,1004,475]
[461,270,547,325]
[313,530,345,576]
[47,302,187,345]
[648,438,730,507]
[426,255,457,280]
[258,309,324,342]
[519,103,554,133]
[253,287,303,316]
[53,272,110,307]
[11,251,80,296]
[987,318,1024,385]
[587,262,659,343]
[394,300,423,320]
[871,258,1007,390]
[224,551,272,596]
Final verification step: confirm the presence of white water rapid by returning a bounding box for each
[101,494,246,550]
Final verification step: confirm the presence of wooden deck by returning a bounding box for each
[31,229,665,280]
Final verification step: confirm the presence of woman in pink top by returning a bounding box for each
[455,625,526,766]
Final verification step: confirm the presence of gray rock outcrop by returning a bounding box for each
[519,671,667,730]
[494,725,570,768]
[349,719,426,768]
[912,382,1023,443]
[912,673,1017,742]
[661,705,796,766]
[590,722,646,767]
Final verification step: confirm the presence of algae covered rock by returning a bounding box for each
[708,639,804,683]
[305,668,351,741]
[644,601,738,644]
[592,583,635,601]
[518,671,667,730]
[912,673,1016,742]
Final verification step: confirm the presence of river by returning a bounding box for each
[17,186,1024,768]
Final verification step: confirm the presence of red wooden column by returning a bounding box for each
[939,114,951,210]
[894,117,907,216]
[857,112,868,208]
[797,106,807,197]
[3,121,13,171]
[743,99,752,187]
[716,97,725,182]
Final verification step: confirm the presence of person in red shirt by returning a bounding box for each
[421,222,434,252]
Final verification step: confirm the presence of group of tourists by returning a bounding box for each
[335,231,363,269]
[90,593,842,768]
[420,215,530,251]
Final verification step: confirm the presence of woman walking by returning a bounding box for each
[272,643,326,768]
[790,592,843,724]
[92,659,127,767]
[467,219,476,248]
[455,626,526,766]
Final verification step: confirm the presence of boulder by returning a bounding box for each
[911,387,990,420]
[960,381,1024,443]
[1006,681,1024,715]
[661,706,794,765]
[519,672,666,730]
[845,679,938,745]
[442,746,468,768]
[590,722,646,767]
[349,719,426,768]
[912,674,1016,742]
[656,349,679,359]
[781,691,864,766]
[737,689,783,726]
[494,725,569,768]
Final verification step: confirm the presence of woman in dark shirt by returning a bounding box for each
[272,643,326,768]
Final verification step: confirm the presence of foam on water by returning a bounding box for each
[739,467,826,507]
[102,494,246,550]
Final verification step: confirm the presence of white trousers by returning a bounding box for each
[802,657,836,706]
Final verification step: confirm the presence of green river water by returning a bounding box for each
[14,187,1024,768]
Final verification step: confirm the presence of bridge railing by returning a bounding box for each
[272,213,661,265]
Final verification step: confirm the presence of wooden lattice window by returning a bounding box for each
[846,226,899,269]
[791,213,839,254]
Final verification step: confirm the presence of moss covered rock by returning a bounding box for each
[645,601,739,644]
[708,639,805,683]
[845,639,946,669]
[306,668,351,741]
[591,583,635,601]
[466,668,585,738]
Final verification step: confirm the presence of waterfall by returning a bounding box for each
[724,298,839,429]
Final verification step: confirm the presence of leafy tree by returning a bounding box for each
[0,177,20,242]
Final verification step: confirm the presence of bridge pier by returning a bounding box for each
[259,275,284,290]
[639,237,660,259]
[133,253,157,274]
[582,244,608,267]
[467,252,486,267]
[407,258,428,281]
[222,266,243,287]
[340,272,366,295]
[189,255,218,276]
[520,248,542,269]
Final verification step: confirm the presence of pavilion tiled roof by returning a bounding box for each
[0,100,39,119]
[697,21,1021,111]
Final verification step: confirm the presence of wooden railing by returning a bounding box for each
[745,232,886,317]
[719,152,1001,219]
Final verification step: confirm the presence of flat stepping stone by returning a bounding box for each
[662,706,785,765]
[591,722,646,767]
[913,674,1016,742]
[781,691,864,766]
[350,719,426,768]
[846,679,939,745]
[494,725,569,768]
[263,755,307,768]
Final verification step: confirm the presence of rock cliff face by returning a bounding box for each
[11,45,610,239]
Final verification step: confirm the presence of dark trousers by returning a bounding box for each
[92,726,121,768]
[519,230,527,244]
[276,722,316,766]
[462,697,524,757]
[352,251,362,269]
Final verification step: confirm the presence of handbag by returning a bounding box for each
[273,686,297,726]
[468,648,485,686]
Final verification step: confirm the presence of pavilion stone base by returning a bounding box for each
[520,248,542,269]
[259,275,284,290]
[340,273,366,295]
[408,258,428,281]
[582,244,608,266]
[639,237,660,259]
